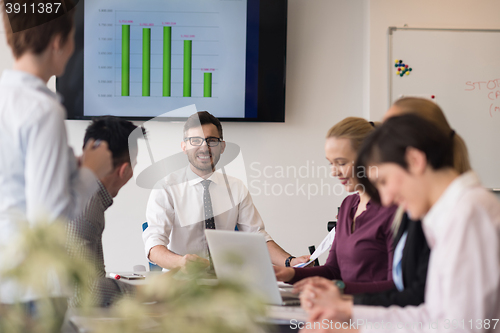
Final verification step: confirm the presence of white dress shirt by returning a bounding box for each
[352,172,500,333]
[143,166,272,262]
[0,70,98,303]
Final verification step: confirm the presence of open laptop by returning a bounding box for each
[205,229,300,306]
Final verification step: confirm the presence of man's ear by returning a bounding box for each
[405,147,427,176]
[118,162,132,179]
[181,140,187,155]
[219,140,226,154]
[51,33,64,53]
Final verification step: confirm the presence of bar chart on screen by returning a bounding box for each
[115,10,218,98]
[84,0,247,118]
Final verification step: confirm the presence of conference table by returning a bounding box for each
[62,271,308,333]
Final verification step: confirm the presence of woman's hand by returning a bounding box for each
[298,277,353,323]
[273,265,295,282]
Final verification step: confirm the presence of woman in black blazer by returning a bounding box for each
[353,212,430,307]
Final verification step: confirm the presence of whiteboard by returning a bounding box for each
[389,28,500,189]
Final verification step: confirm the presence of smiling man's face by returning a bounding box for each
[182,124,225,176]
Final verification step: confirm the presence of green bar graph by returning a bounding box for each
[142,28,151,97]
[121,25,130,96]
[119,27,213,98]
[163,26,172,97]
[183,40,192,97]
[204,72,212,97]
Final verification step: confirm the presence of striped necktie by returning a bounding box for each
[202,180,215,229]
[202,179,215,271]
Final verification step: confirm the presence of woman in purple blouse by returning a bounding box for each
[274,117,397,295]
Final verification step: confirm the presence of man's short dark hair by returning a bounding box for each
[83,116,145,168]
[1,0,75,59]
[183,111,223,139]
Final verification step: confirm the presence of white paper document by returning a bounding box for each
[293,228,336,268]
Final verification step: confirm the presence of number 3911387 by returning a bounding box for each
[5,2,62,14]
[445,319,499,330]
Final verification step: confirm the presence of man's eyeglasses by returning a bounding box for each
[184,136,222,147]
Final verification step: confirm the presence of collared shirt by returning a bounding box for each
[143,167,272,262]
[0,70,98,303]
[352,172,500,333]
[67,181,135,307]
[290,193,396,294]
[392,230,408,292]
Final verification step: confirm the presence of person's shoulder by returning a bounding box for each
[340,193,359,207]
[0,87,64,127]
[214,172,243,185]
[213,172,249,194]
[67,214,96,241]
[3,79,62,110]
[459,187,500,225]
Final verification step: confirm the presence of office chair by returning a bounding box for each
[327,221,337,232]
[307,220,337,267]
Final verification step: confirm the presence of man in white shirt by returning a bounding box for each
[143,111,308,271]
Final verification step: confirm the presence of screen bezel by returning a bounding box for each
[58,0,287,122]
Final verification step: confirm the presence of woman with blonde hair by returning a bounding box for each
[274,117,397,295]
[386,97,471,174]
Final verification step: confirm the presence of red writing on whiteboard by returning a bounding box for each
[490,104,500,118]
[465,78,500,117]
[488,91,500,100]
[465,79,500,91]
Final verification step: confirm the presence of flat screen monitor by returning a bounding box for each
[58,0,287,122]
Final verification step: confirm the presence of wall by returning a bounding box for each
[63,0,369,271]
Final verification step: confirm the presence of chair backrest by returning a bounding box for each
[142,222,163,271]
[327,221,337,232]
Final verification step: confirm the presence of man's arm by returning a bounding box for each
[149,245,209,271]
[144,187,183,269]
[267,240,310,267]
